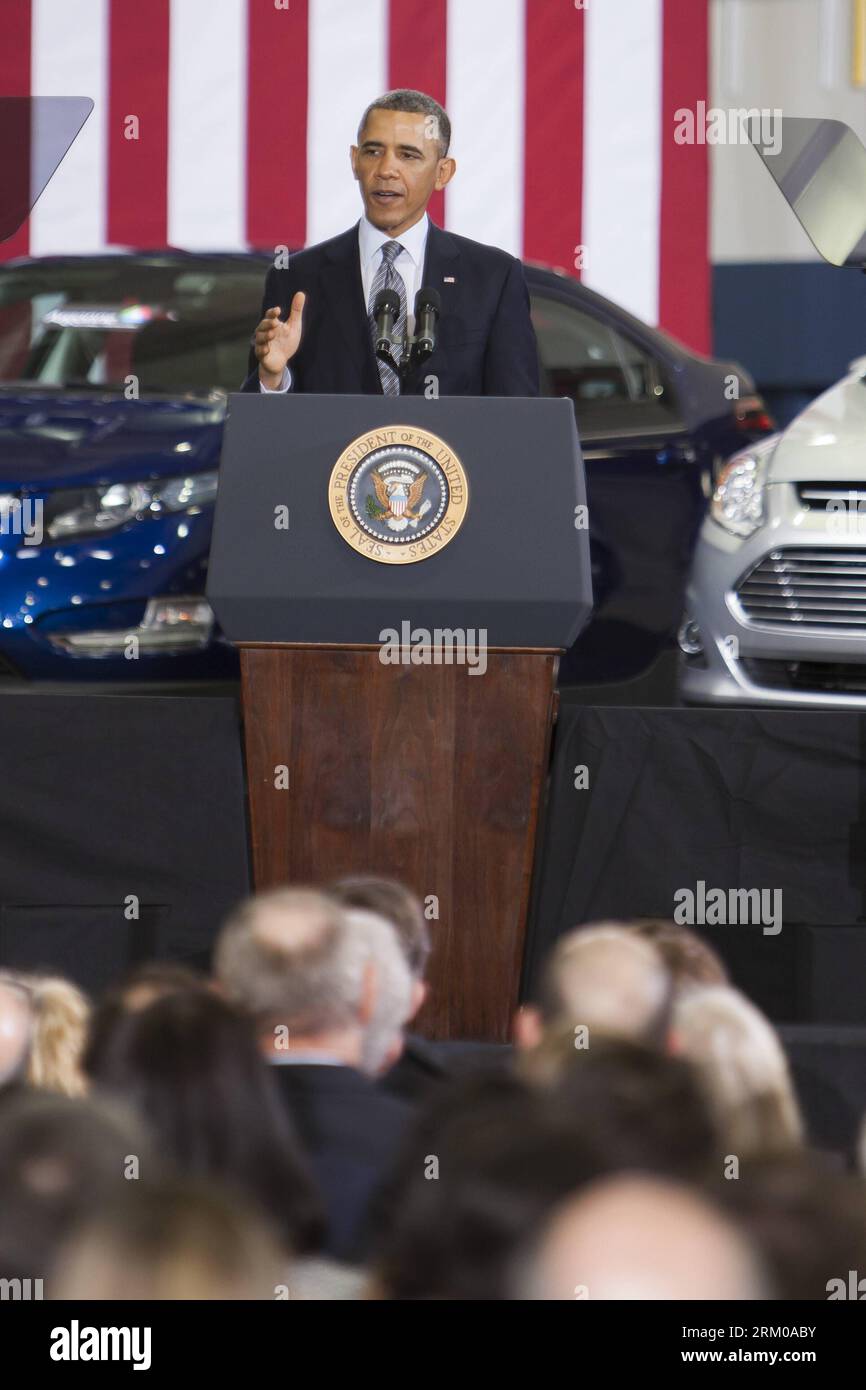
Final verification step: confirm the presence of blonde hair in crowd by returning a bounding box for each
[672,985,803,1155]
[22,975,91,1097]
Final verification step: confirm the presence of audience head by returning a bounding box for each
[16,975,90,1098]
[343,908,413,1074]
[215,887,370,1063]
[517,923,672,1051]
[0,1089,153,1288]
[373,1071,605,1300]
[85,987,324,1256]
[715,1150,866,1300]
[671,985,803,1156]
[525,1036,720,1185]
[84,961,211,1078]
[0,976,35,1089]
[330,875,431,1019]
[628,918,729,989]
[518,1175,770,1300]
[215,886,410,1075]
[53,1179,285,1300]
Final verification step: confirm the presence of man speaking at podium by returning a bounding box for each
[241,89,539,398]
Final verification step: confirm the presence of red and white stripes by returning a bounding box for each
[107,0,169,249]
[1,0,710,352]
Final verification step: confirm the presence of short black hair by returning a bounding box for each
[358,89,451,158]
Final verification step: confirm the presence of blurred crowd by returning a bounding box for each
[1,880,865,1301]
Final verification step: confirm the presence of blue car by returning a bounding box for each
[0,252,772,682]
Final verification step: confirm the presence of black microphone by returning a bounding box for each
[413,286,441,360]
[372,288,401,358]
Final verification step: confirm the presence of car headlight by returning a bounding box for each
[710,451,769,538]
[45,470,219,541]
[46,597,215,657]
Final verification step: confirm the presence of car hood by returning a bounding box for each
[769,370,866,482]
[0,388,226,490]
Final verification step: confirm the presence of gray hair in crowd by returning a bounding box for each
[344,908,414,1076]
[214,889,413,1073]
[214,887,374,1039]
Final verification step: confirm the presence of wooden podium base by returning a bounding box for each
[239,645,559,1041]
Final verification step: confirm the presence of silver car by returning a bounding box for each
[679,357,866,707]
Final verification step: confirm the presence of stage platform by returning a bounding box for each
[0,691,249,990]
[0,692,864,1138]
[527,702,866,1027]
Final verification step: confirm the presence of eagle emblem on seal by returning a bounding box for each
[367,462,431,531]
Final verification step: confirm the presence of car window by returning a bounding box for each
[530,293,658,404]
[0,262,266,394]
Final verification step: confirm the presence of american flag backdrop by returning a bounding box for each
[0,0,710,352]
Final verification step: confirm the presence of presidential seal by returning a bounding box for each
[328,426,469,565]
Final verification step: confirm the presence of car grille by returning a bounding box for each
[796,482,866,508]
[742,657,866,695]
[735,548,866,632]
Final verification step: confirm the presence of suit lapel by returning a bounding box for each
[420,219,460,289]
[321,222,382,393]
[403,220,461,392]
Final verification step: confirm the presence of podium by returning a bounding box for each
[207,394,592,1040]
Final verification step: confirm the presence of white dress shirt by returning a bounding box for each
[259,212,430,393]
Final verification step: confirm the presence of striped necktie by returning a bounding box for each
[368,239,407,396]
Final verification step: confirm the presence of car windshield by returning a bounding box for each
[0,258,267,394]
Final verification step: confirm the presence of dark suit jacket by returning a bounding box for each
[379,1032,450,1105]
[270,1061,411,1263]
[241,219,540,397]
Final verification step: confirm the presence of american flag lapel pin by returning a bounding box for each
[444,275,456,283]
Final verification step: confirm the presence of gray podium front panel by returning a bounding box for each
[207,394,592,649]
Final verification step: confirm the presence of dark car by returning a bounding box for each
[0,251,772,682]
